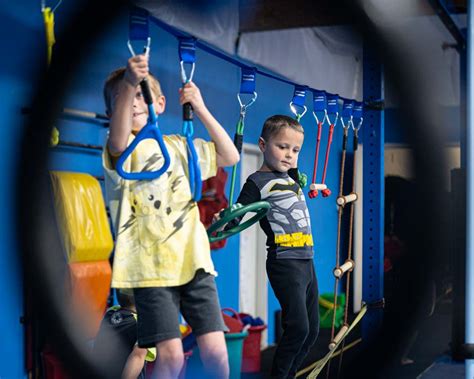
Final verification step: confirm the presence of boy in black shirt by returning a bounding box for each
[232,115,319,379]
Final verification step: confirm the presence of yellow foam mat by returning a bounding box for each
[69,260,112,339]
[50,171,113,263]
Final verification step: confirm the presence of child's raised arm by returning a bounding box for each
[107,55,149,156]
[179,81,240,167]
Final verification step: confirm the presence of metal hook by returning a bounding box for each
[341,115,353,130]
[312,109,327,126]
[327,112,339,126]
[237,91,257,115]
[180,61,195,84]
[290,102,307,120]
[352,117,363,131]
[127,37,151,57]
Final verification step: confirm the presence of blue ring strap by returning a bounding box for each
[312,90,327,124]
[353,101,364,119]
[178,37,197,64]
[292,85,308,107]
[240,67,257,94]
[352,101,364,130]
[327,94,340,124]
[313,90,327,112]
[341,99,354,128]
[129,6,149,41]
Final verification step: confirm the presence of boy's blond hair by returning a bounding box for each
[103,67,163,115]
[261,115,304,141]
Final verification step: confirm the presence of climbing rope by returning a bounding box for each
[312,101,364,379]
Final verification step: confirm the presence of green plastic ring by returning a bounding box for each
[207,201,270,243]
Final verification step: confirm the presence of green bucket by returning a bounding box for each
[226,331,248,379]
[319,293,346,329]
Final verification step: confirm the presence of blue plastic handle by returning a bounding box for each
[183,119,202,201]
[116,78,171,180]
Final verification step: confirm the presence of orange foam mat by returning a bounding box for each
[69,261,112,339]
[50,171,113,263]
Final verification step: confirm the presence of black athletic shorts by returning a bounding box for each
[133,269,227,348]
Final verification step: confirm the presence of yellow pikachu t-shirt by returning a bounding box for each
[103,134,217,288]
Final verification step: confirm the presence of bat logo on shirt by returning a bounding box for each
[270,181,301,195]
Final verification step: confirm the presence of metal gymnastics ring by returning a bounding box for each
[207,201,270,243]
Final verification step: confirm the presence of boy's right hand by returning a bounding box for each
[124,54,149,87]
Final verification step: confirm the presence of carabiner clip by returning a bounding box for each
[290,102,307,121]
[313,109,327,126]
[127,37,151,57]
[237,91,258,116]
[180,61,195,84]
[352,117,363,132]
[341,115,353,130]
[327,112,339,126]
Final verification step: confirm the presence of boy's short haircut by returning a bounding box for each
[261,115,304,141]
[116,288,135,309]
[103,67,163,115]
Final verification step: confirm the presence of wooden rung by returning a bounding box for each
[328,324,349,350]
[336,192,358,206]
[333,260,355,279]
[310,183,327,191]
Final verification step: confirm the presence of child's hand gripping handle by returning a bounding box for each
[116,78,171,180]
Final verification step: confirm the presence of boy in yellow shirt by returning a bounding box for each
[102,53,239,379]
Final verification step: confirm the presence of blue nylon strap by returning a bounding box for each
[327,94,339,115]
[312,90,327,112]
[342,100,354,118]
[240,67,257,94]
[129,6,149,41]
[179,37,197,64]
[292,85,308,107]
[353,102,364,119]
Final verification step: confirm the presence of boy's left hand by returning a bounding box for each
[179,81,206,116]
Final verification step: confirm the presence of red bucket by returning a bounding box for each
[239,313,267,373]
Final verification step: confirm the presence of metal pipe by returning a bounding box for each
[466,1,474,377]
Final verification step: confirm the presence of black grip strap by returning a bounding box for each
[183,103,194,121]
[234,133,243,154]
[140,78,153,105]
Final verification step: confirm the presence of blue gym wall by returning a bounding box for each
[1,2,462,377]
